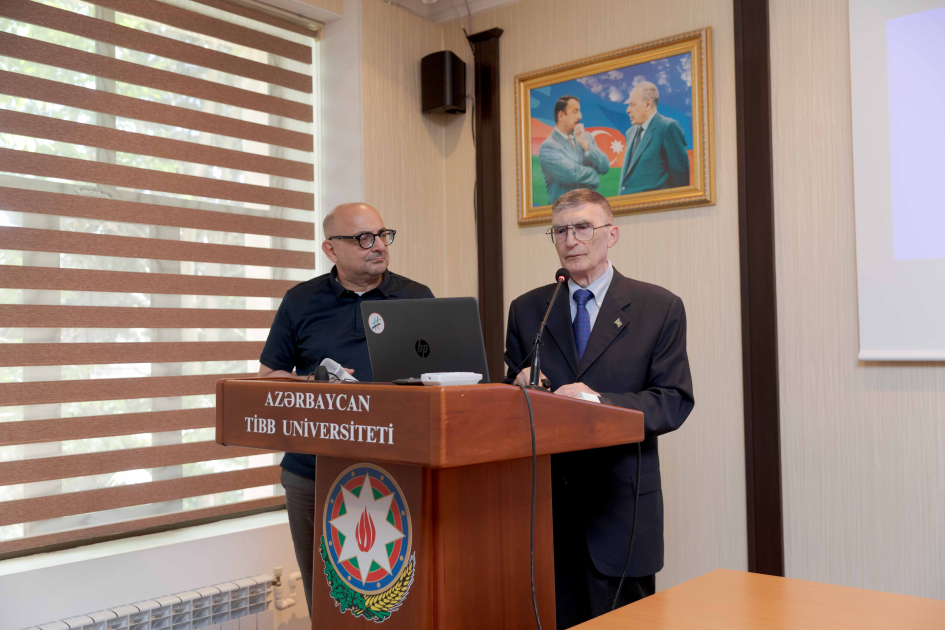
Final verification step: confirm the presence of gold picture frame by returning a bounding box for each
[514,28,715,225]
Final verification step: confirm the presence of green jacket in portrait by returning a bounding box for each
[618,112,690,196]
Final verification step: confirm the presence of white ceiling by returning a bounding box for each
[387,0,521,24]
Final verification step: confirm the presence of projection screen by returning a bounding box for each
[850,0,945,360]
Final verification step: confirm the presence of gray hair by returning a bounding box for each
[551,188,614,222]
[632,81,660,106]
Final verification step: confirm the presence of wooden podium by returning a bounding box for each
[216,378,644,630]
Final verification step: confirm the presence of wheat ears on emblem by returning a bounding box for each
[319,538,416,622]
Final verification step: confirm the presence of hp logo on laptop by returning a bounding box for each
[415,339,430,358]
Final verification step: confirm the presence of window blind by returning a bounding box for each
[0,0,319,557]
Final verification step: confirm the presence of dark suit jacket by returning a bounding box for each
[618,112,690,195]
[504,269,694,577]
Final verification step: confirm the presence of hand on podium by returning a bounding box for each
[554,382,601,400]
[514,367,600,400]
[513,366,547,388]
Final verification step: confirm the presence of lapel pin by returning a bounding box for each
[614,318,622,328]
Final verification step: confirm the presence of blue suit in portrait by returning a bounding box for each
[618,112,690,196]
[539,129,610,205]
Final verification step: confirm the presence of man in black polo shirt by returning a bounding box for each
[257,202,433,613]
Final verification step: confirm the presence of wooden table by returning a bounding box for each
[576,569,945,629]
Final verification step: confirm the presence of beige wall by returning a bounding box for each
[463,0,747,591]
[359,0,477,299]
[770,0,945,598]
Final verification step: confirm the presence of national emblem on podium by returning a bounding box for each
[320,464,415,622]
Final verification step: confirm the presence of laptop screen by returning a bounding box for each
[360,297,490,382]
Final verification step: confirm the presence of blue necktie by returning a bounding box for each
[573,289,593,362]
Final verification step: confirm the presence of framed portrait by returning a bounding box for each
[514,28,714,225]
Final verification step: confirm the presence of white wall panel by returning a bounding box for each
[770,0,945,599]
[0,514,308,630]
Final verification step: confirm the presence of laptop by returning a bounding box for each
[360,297,490,382]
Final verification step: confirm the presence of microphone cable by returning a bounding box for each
[611,440,643,611]
[505,344,536,379]
[518,384,543,630]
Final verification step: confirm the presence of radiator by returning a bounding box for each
[23,575,274,630]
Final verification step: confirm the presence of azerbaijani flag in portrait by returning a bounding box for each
[529,52,695,207]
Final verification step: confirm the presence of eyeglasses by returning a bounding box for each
[545,223,612,244]
[329,229,397,249]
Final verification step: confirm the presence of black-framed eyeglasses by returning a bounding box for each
[328,229,396,249]
[545,223,612,244]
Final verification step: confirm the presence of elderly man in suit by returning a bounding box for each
[618,81,690,195]
[504,188,694,629]
[539,95,611,205]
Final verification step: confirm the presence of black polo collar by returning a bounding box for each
[328,266,391,300]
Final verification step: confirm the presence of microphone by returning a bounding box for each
[529,268,571,388]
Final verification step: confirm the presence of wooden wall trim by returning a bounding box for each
[733,0,785,576]
[468,28,505,381]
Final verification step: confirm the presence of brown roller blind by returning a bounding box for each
[0,72,313,150]
[0,0,320,558]
[0,111,315,179]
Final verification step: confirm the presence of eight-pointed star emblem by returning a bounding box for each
[329,473,405,583]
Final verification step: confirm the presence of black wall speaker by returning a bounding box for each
[421,51,466,114]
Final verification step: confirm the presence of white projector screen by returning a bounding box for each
[850,0,945,360]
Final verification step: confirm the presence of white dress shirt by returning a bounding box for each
[568,261,614,332]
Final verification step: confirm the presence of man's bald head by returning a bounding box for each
[321,202,391,291]
[323,202,383,239]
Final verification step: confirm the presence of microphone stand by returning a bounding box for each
[528,277,568,389]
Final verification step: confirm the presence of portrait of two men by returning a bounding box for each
[516,29,715,224]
